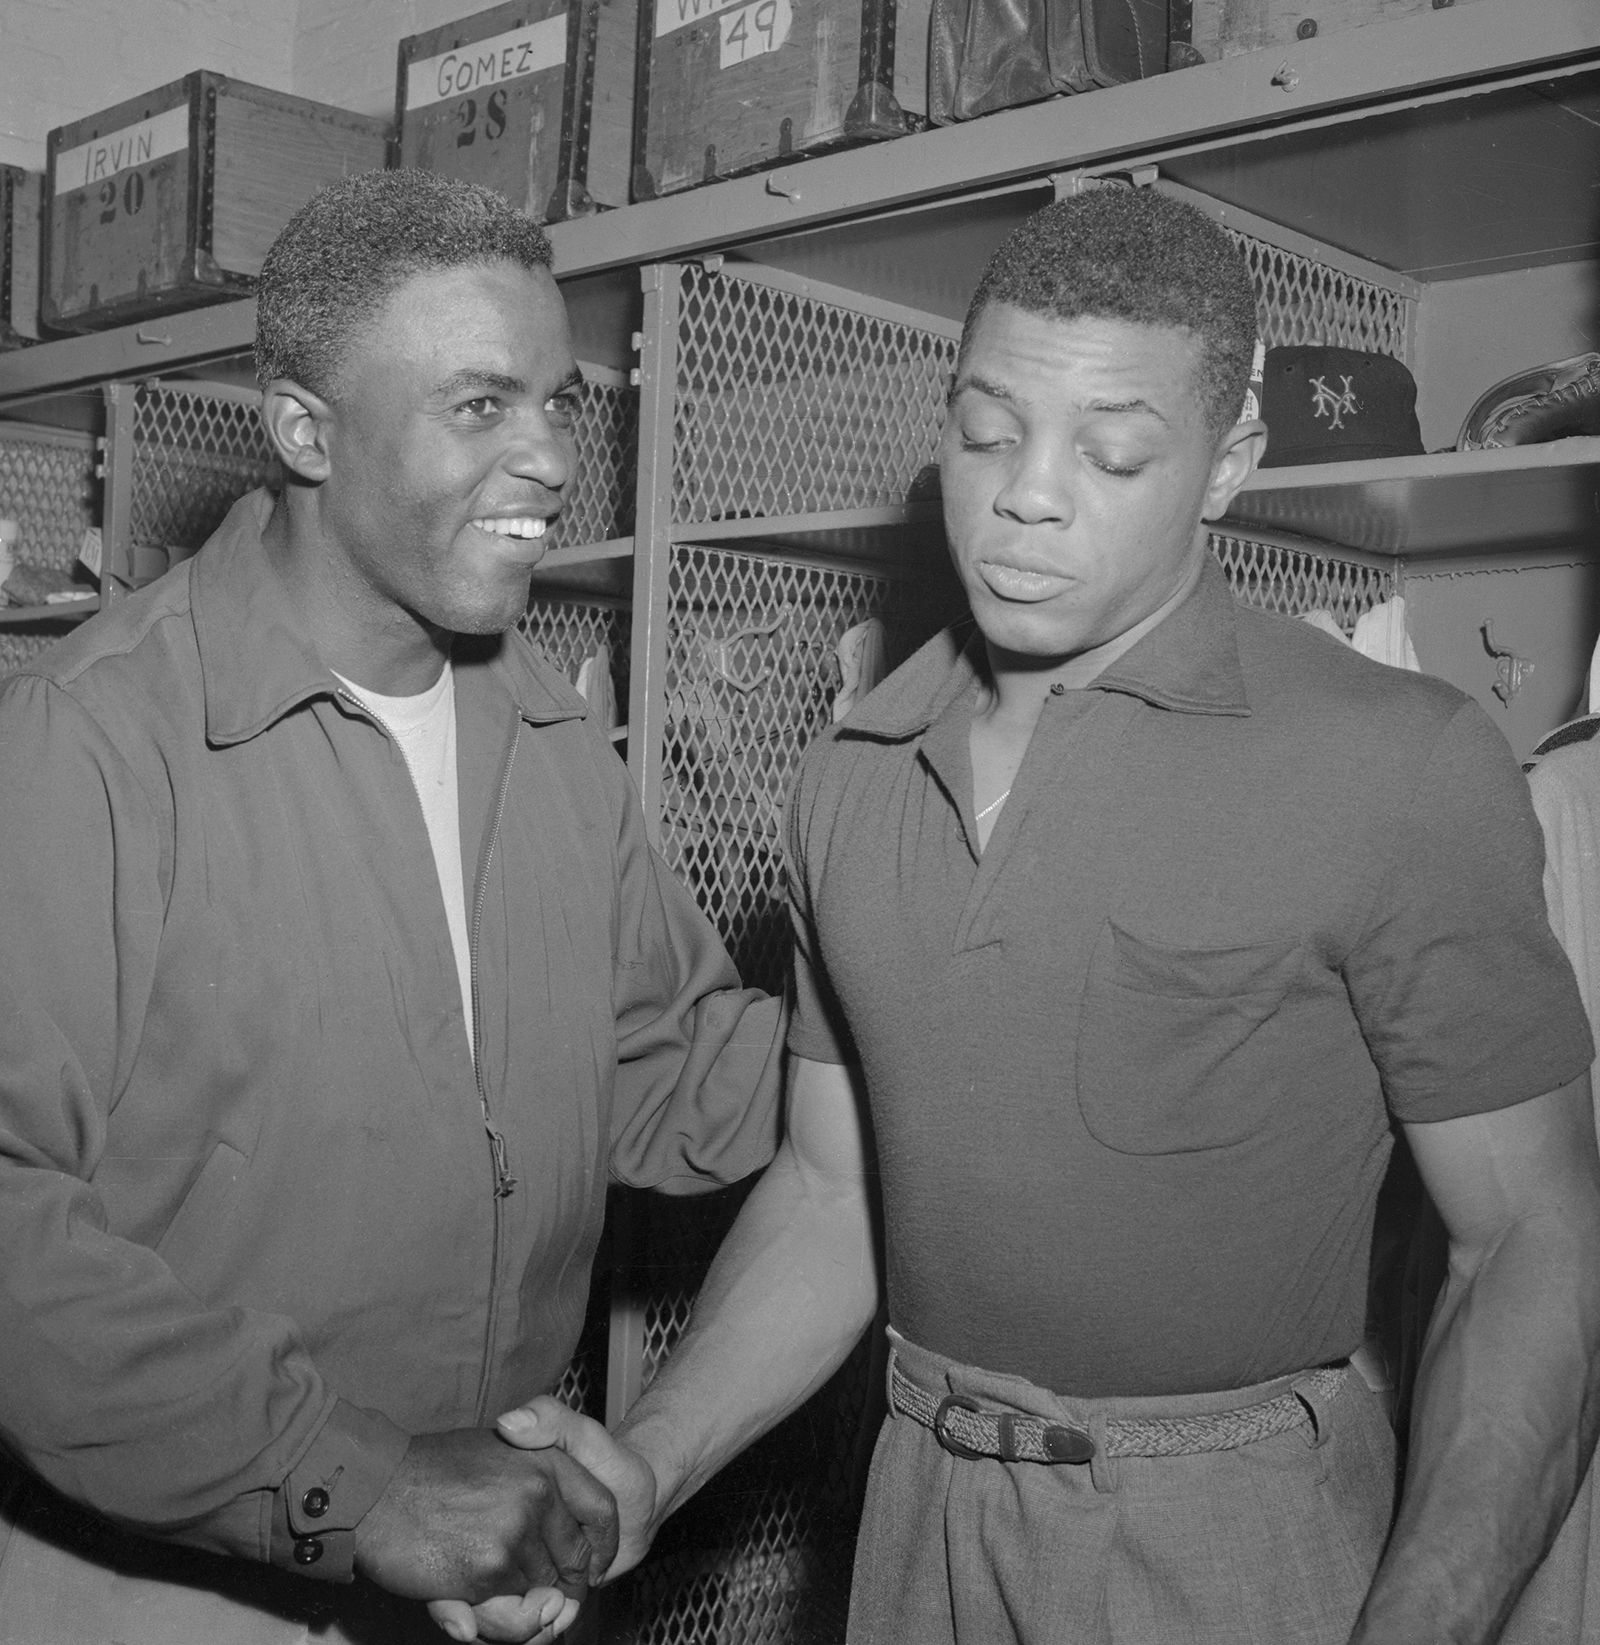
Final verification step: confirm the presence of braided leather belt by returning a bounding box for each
[890,1360,1346,1464]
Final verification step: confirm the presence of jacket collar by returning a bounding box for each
[845,552,1251,740]
[192,489,586,745]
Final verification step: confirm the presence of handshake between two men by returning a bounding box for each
[408,1400,658,1645]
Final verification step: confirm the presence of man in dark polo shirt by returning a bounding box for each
[489,188,1600,1645]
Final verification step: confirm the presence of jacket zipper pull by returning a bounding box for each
[487,1124,517,1197]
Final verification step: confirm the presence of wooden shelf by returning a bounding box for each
[1226,437,1600,558]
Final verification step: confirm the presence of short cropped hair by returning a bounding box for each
[254,168,553,395]
[963,188,1260,441]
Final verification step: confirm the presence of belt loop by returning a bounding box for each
[1290,1369,1340,1450]
[884,1330,902,1416]
[1085,1408,1119,1493]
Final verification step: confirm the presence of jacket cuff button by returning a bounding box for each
[293,1537,325,1566]
[301,1486,331,1519]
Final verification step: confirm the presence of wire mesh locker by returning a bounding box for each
[520,596,634,712]
[552,365,640,552]
[670,260,959,525]
[1211,528,1394,631]
[121,378,279,556]
[0,419,98,674]
[520,363,639,707]
[1154,178,1418,364]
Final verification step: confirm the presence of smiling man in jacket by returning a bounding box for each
[0,168,781,1645]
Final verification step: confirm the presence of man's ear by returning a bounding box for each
[261,378,334,483]
[1201,418,1267,523]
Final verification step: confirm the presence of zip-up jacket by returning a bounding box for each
[0,490,784,1593]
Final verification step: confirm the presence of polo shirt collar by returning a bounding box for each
[843,551,1251,740]
[192,488,585,745]
[1093,554,1251,718]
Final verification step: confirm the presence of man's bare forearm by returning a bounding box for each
[615,1059,881,1528]
[1351,1198,1600,1643]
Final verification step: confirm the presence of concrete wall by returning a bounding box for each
[292,0,484,121]
[0,0,298,173]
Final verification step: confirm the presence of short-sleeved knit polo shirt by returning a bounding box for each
[785,555,1591,1398]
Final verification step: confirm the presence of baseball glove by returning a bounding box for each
[1456,351,1600,451]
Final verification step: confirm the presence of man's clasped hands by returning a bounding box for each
[355,1399,656,1645]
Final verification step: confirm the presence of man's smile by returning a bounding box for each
[471,515,549,538]
[465,515,553,563]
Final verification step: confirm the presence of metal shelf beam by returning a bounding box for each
[543,0,1600,275]
[1227,437,1600,558]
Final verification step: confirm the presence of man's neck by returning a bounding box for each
[262,491,452,695]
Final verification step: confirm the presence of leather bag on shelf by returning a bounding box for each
[929,0,1170,123]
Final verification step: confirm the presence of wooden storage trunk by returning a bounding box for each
[43,73,390,333]
[397,0,635,222]
[1185,0,1484,61]
[633,0,933,199]
[1,168,44,349]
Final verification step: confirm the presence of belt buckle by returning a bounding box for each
[933,1394,989,1460]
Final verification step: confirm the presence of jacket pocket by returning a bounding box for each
[1076,920,1303,1155]
[153,1139,248,1294]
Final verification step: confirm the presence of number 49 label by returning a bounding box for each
[719,0,792,67]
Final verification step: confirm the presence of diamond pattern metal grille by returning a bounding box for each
[0,425,98,674]
[553,1255,610,1421]
[1237,233,1411,358]
[1212,529,1394,630]
[657,543,946,992]
[673,265,958,525]
[550,377,638,550]
[519,597,632,710]
[131,383,278,552]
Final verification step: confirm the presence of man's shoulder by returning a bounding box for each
[797,622,966,766]
[1233,600,1471,737]
[3,563,199,714]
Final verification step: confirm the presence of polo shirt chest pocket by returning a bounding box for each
[1076,920,1307,1155]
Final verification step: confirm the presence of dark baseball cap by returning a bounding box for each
[1259,345,1425,468]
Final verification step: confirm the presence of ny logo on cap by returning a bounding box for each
[1310,375,1360,430]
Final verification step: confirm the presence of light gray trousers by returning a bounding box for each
[847,1329,1397,1645]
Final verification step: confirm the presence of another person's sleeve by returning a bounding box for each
[1345,698,1593,1122]
[0,674,408,1581]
